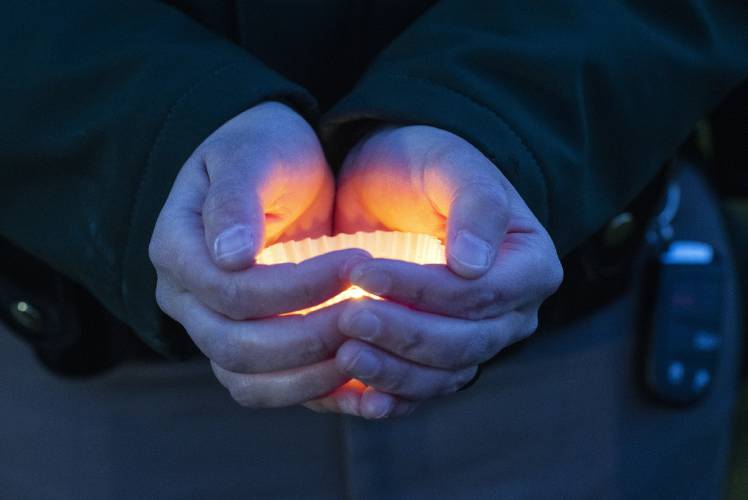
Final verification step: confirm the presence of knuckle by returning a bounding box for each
[398,325,425,357]
[171,250,194,288]
[307,313,342,353]
[460,287,504,320]
[208,335,247,373]
[545,258,564,297]
[526,245,547,275]
[299,329,329,362]
[529,244,563,299]
[154,280,171,314]
[406,281,428,306]
[441,288,466,314]
[296,268,317,306]
[434,349,461,371]
[148,229,172,271]
[522,312,540,339]
[384,374,406,394]
[380,365,407,394]
[216,278,250,319]
[460,326,494,366]
[147,235,162,268]
[451,367,478,393]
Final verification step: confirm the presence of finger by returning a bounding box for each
[361,388,420,419]
[303,379,367,415]
[338,299,534,370]
[201,153,269,271]
[154,173,370,319]
[163,197,370,318]
[335,340,479,400]
[418,137,510,279]
[211,359,348,408]
[347,234,558,320]
[198,106,330,271]
[347,259,516,320]
[303,381,416,419]
[157,281,347,374]
[204,250,371,319]
[445,183,509,279]
[149,155,209,272]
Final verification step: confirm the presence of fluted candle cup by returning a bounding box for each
[256,231,446,315]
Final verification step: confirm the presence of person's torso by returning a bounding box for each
[164,0,435,110]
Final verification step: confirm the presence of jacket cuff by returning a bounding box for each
[321,72,549,227]
[122,62,316,358]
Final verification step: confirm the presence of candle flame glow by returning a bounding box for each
[285,285,380,316]
[256,231,446,315]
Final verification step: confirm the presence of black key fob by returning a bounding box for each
[642,240,723,405]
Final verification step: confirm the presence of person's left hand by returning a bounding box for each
[311,125,563,419]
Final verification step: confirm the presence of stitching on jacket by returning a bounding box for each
[381,73,550,223]
[121,61,244,324]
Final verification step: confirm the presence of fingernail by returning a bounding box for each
[214,225,253,261]
[350,266,391,296]
[346,349,380,378]
[450,231,493,271]
[342,310,381,341]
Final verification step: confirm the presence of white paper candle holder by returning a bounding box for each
[255,231,446,315]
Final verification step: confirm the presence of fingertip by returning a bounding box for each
[337,249,373,282]
[360,388,396,420]
[337,300,365,335]
[334,340,362,375]
[334,381,366,416]
[348,248,374,260]
[447,230,495,279]
[446,183,508,279]
[213,224,258,271]
[348,262,391,296]
[338,302,381,341]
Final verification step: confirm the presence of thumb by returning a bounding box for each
[202,173,265,272]
[446,183,509,279]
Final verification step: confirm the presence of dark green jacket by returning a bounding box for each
[1,0,747,357]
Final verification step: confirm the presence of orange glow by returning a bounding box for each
[283,285,380,316]
[256,231,445,315]
[340,378,368,393]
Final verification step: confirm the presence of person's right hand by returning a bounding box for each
[149,101,370,409]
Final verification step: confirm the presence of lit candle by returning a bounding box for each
[255,231,446,315]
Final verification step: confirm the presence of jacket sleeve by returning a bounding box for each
[0,1,316,356]
[321,0,748,256]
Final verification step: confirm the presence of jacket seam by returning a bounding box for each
[377,72,550,222]
[120,61,245,325]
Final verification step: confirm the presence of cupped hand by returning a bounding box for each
[149,102,370,409]
[328,125,563,418]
